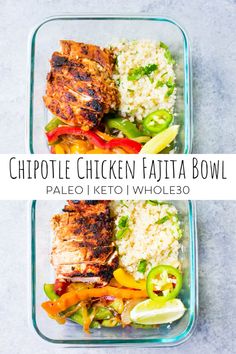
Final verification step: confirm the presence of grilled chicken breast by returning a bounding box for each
[51,200,118,285]
[43,40,118,130]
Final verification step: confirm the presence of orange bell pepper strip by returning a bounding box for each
[42,286,148,316]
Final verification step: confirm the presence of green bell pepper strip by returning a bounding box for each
[43,283,83,325]
[105,117,142,138]
[146,265,182,302]
[143,109,173,134]
[94,307,113,320]
[43,284,115,328]
[101,318,120,327]
[70,310,84,325]
[44,284,59,301]
[44,117,65,132]
[90,320,101,328]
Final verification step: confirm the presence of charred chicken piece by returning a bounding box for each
[55,252,118,285]
[43,41,118,130]
[51,200,118,286]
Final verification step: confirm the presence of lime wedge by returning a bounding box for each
[130,298,185,325]
[140,125,179,154]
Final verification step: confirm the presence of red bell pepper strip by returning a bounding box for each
[46,126,105,147]
[46,126,142,154]
[105,138,141,153]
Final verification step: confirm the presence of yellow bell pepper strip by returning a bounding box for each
[113,268,146,290]
[81,302,94,333]
[46,126,142,153]
[109,277,123,288]
[95,130,113,141]
[146,265,182,302]
[86,148,114,154]
[70,140,92,154]
[112,147,127,154]
[42,286,148,317]
[54,144,65,154]
[140,125,179,154]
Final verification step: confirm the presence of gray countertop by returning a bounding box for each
[0,0,236,353]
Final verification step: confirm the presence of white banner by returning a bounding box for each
[0,154,234,200]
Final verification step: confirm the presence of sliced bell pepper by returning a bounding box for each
[42,286,148,316]
[146,265,182,302]
[54,279,70,296]
[46,126,142,154]
[113,268,146,290]
[143,109,173,134]
[106,138,141,153]
[43,283,84,326]
[54,144,65,154]
[44,283,59,301]
[86,148,113,154]
[106,117,142,138]
[44,117,65,132]
[95,130,113,141]
[46,126,106,147]
[70,140,92,154]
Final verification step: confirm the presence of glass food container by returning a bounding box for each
[30,200,198,347]
[27,15,192,154]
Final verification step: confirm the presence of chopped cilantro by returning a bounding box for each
[155,80,165,88]
[166,77,175,88]
[160,41,175,64]
[128,63,158,81]
[165,86,175,98]
[149,76,154,83]
[118,215,129,228]
[147,200,167,206]
[143,63,158,76]
[161,71,168,78]
[156,215,170,225]
[137,259,147,273]
[160,41,169,50]
[116,227,129,240]
[120,200,128,208]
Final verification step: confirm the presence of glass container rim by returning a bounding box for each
[26,14,192,155]
[29,200,198,347]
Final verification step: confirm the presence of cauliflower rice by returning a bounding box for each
[111,40,176,122]
[110,200,182,280]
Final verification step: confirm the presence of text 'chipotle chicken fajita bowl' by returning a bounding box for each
[43,40,179,154]
[42,200,186,332]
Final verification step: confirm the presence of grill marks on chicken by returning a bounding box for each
[43,40,118,130]
[51,201,118,285]
[60,40,115,75]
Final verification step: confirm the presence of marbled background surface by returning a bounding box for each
[0,0,235,353]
